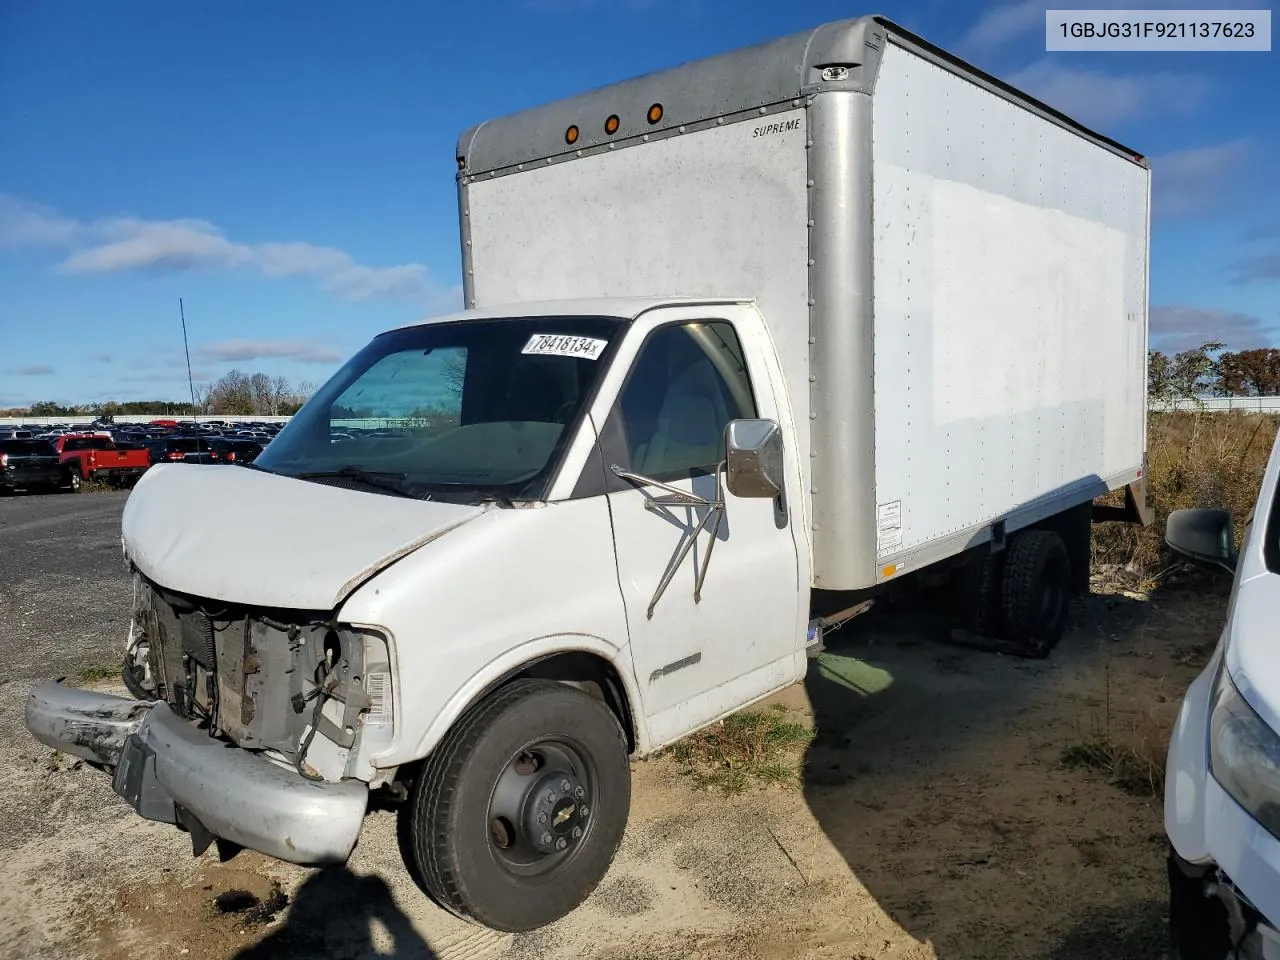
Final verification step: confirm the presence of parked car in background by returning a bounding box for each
[208,437,264,465]
[0,439,80,494]
[142,435,220,465]
[1164,433,1280,959]
[52,434,151,486]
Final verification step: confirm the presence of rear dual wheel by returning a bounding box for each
[966,529,1072,658]
[399,679,630,932]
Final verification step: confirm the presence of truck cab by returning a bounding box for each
[29,298,810,932]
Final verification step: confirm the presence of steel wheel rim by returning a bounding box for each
[486,736,598,878]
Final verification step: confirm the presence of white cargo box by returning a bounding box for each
[457,15,1149,591]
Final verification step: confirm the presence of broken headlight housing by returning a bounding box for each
[292,627,395,783]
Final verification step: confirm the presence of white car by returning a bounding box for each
[1165,431,1280,959]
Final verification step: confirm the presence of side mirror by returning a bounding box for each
[1165,507,1237,573]
[725,419,784,499]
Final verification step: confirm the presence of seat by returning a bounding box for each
[636,358,730,476]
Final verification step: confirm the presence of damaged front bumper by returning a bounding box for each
[26,681,368,865]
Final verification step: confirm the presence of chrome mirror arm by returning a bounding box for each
[609,463,727,618]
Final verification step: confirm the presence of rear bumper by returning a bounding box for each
[1,466,64,487]
[26,681,367,865]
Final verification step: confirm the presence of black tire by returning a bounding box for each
[1168,851,1230,960]
[1000,529,1072,657]
[400,678,630,932]
[970,550,1005,638]
[63,472,82,494]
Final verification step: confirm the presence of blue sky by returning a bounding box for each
[0,0,1276,407]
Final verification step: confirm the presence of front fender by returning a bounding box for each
[336,498,637,768]
[409,634,645,762]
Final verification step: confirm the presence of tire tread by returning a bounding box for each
[1001,529,1070,656]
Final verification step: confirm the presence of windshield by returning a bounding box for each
[254,315,622,502]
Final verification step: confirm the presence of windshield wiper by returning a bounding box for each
[297,466,425,499]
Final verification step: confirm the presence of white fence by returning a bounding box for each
[1151,397,1280,414]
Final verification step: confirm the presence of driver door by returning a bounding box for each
[594,311,804,747]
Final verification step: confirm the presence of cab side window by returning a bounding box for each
[612,321,756,481]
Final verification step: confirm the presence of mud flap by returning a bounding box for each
[176,805,216,857]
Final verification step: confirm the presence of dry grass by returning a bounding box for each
[1093,411,1278,574]
[665,703,815,794]
[1061,730,1166,798]
[72,662,121,685]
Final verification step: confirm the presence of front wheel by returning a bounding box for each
[400,679,630,931]
[1168,851,1231,960]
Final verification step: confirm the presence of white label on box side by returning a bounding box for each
[521,334,607,360]
[876,500,903,556]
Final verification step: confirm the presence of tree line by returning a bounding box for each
[1148,343,1280,403]
[2,370,317,419]
[7,345,1275,419]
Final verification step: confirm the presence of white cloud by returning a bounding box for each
[1151,305,1272,352]
[196,339,344,365]
[1005,60,1210,129]
[957,1,1045,57]
[1151,139,1252,219]
[1244,221,1280,242]
[0,194,457,307]
[19,364,55,375]
[1230,251,1280,284]
[0,364,56,376]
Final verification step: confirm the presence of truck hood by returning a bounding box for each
[122,464,486,610]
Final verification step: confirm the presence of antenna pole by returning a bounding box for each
[180,298,197,421]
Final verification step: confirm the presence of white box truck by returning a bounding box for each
[27,15,1151,932]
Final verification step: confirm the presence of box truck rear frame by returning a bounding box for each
[457,13,1152,599]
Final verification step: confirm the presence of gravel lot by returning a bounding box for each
[0,489,1221,959]
[0,489,132,681]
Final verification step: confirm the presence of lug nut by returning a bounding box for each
[538,812,548,825]
[541,832,553,846]
[546,791,556,803]
[572,826,582,840]
[580,805,590,819]
[560,779,571,792]
[574,786,585,800]
[556,837,568,851]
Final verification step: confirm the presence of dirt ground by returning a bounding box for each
[0,492,1226,960]
[2,584,1223,960]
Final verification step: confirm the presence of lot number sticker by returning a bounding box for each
[522,334,608,360]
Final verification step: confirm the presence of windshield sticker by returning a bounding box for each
[521,334,608,360]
